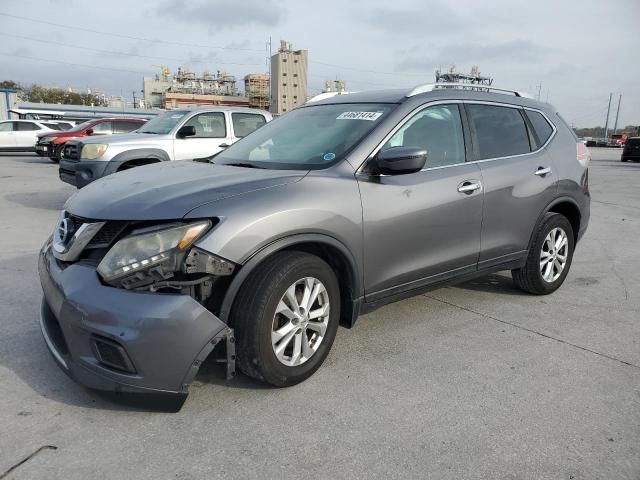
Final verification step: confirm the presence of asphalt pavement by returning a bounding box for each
[0,148,638,479]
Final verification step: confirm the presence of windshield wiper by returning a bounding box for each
[224,162,265,169]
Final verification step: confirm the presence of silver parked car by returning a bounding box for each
[39,84,590,410]
[59,107,272,188]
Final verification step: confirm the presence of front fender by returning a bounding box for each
[217,233,362,324]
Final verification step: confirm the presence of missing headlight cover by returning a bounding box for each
[97,221,212,288]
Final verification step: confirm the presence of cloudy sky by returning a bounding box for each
[0,0,638,127]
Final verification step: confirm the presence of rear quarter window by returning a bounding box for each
[525,110,554,146]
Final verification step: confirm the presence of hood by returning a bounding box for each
[80,132,158,145]
[65,161,306,220]
[38,130,77,139]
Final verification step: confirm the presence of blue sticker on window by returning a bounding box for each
[323,152,336,161]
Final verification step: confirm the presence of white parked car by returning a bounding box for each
[0,120,57,152]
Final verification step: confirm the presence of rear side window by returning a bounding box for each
[467,104,531,160]
[232,113,267,138]
[525,110,554,146]
[0,122,13,132]
[114,121,141,134]
[17,122,40,131]
[628,138,640,147]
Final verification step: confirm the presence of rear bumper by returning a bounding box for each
[38,240,231,406]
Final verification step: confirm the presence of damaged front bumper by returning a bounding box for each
[38,241,235,409]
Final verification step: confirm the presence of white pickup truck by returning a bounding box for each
[59,107,272,188]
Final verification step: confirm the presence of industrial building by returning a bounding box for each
[270,41,308,115]
[142,67,250,110]
[244,74,270,111]
[435,65,493,85]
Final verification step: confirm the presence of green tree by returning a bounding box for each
[0,80,19,89]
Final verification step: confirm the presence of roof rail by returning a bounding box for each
[406,83,534,99]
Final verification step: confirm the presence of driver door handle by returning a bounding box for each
[457,180,482,194]
[535,166,552,176]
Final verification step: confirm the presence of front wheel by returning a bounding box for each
[512,213,575,295]
[231,251,340,387]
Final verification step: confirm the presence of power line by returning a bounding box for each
[0,32,262,67]
[1,11,430,82]
[0,12,264,52]
[0,52,154,75]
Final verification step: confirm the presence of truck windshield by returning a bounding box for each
[137,111,188,135]
[214,103,395,170]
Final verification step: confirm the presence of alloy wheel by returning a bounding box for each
[271,277,330,367]
[540,227,568,283]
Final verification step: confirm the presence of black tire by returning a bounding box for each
[621,157,628,162]
[512,213,575,295]
[230,251,340,387]
[49,145,63,163]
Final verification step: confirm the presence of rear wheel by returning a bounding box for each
[621,157,628,162]
[512,213,575,295]
[231,251,340,387]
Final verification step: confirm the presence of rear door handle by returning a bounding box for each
[535,166,552,176]
[457,180,482,194]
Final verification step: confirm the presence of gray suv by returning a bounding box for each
[39,84,590,409]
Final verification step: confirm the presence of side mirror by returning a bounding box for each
[86,128,94,135]
[374,146,427,175]
[177,125,196,138]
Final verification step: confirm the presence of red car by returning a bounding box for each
[36,117,146,162]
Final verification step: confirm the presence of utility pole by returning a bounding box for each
[613,94,622,134]
[132,90,137,109]
[604,92,612,139]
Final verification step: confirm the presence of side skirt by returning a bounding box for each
[357,257,526,318]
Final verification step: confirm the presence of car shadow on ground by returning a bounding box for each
[4,188,74,211]
[449,272,526,296]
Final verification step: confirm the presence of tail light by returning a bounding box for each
[577,142,590,168]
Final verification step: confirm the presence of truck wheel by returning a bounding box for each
[231,251,340,387]
[512,213,575,295]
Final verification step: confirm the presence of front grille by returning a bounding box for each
[92,336,136,373]
[86,221,128,248]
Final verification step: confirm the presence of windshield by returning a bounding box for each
[214,103,395,170]
[136,110,188,134]
[66,120,95,133]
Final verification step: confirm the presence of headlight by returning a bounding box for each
[97,221,211,284]
[40,136,54,143]
[81,143,108,160]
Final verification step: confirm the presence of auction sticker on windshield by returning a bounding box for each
[336,111,383,121]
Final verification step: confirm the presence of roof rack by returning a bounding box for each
[406,83,533,99]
